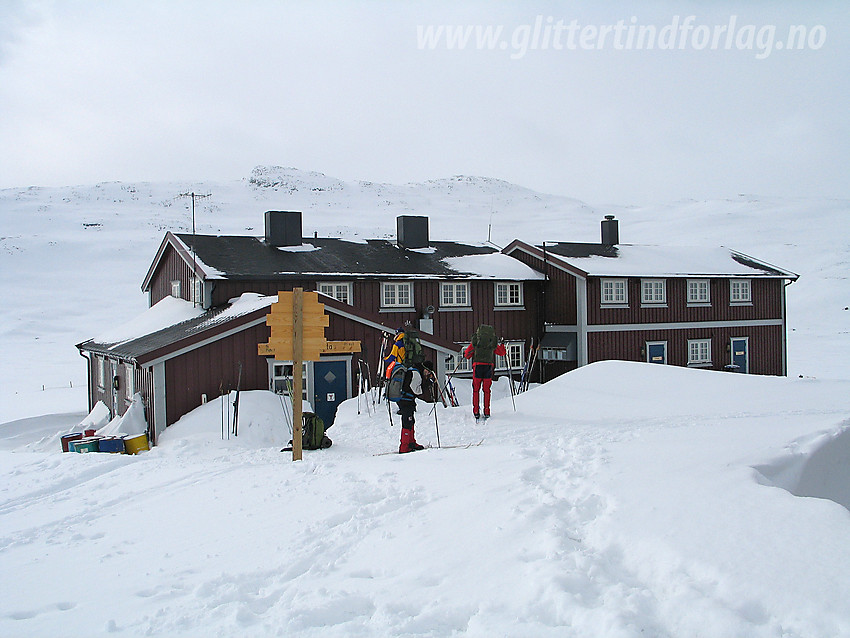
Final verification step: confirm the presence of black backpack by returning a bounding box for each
[302,412,332,450]
[471,325,498,364]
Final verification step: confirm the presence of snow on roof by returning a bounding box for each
[94,296,206,347]
[562,245,786,277]
[443,253,545,280]
[275,243,319,253]
[197,293,277,327]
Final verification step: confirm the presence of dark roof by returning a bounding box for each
[176,234,499,280]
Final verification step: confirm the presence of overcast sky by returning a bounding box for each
[1,1,847,205]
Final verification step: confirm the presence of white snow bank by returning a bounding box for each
[754,420,850,510]
[96,393,147,437]
[1,361,850,637]
[77,401,110,432]
[93,296,205,345]
[156,390,311,452]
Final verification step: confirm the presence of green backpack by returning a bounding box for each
[402,327,425,365]
[471,325,498,363]
[302,412,332,450]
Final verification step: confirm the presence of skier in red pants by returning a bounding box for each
[463,325,506,421]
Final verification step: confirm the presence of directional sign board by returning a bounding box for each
[257,289,361,461]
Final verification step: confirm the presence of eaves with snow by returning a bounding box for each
[505,241,799,280]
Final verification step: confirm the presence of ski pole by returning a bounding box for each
[433,394,441,448]
[506,360,517,412]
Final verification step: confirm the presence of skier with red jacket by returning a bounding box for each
[463,324,506,421]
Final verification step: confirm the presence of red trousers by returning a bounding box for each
[471,376,493,415]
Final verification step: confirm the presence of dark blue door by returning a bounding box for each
[647,342,667,364]
[312,360,348,427]
[731,338,749,373]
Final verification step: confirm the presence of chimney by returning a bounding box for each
[264,211,302,247]
[601,215,619,245]
[396,215,429,249]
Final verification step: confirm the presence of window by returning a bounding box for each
[495,282,523,307]
[270,361,308,401]
[124,362,135,402]
[601,278,628,305]
[688,339,712,365]
[170,280,181,298]
[687,279,711,305]
[440,282,469,308]
[96,356,106,389]
[496,342,525,371]
[730,279,752,304]
[641,279,666,304]
[318,282,353,305]
[191,277,203,305]
[447,347,473,374]
[381,282,413,308]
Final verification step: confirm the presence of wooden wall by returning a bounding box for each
[586,277,783,325]
[587,324,784,375]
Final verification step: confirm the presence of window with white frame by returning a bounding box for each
[170,280,181,298]
[124,362,135,402]
[495,282,523,307]
[687,279,711,305]
[318,282,353,305]
[641,279,666,304]
[270,361,308,400]
[496,342,525,371]
[688,339,712,365]
[730,279,752,304]
[440,282,469,308]
[191,277,203,305]
[381,282,413,308]
[447,347,473,374]
[601,278,628,305]
[96,356,106,389]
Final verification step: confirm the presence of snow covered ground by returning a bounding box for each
[1,167,849,636]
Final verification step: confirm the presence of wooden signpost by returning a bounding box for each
[258,289,361,461]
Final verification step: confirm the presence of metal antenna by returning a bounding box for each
[178,191,211,307]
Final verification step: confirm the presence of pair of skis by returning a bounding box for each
[372,439,483,456]
[518,339,540,393]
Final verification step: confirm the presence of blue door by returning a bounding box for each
[731,338,749,373]
[647,342,667,364]
[312,360,348,427]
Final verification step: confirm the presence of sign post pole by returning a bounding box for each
[292,288,304,461]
